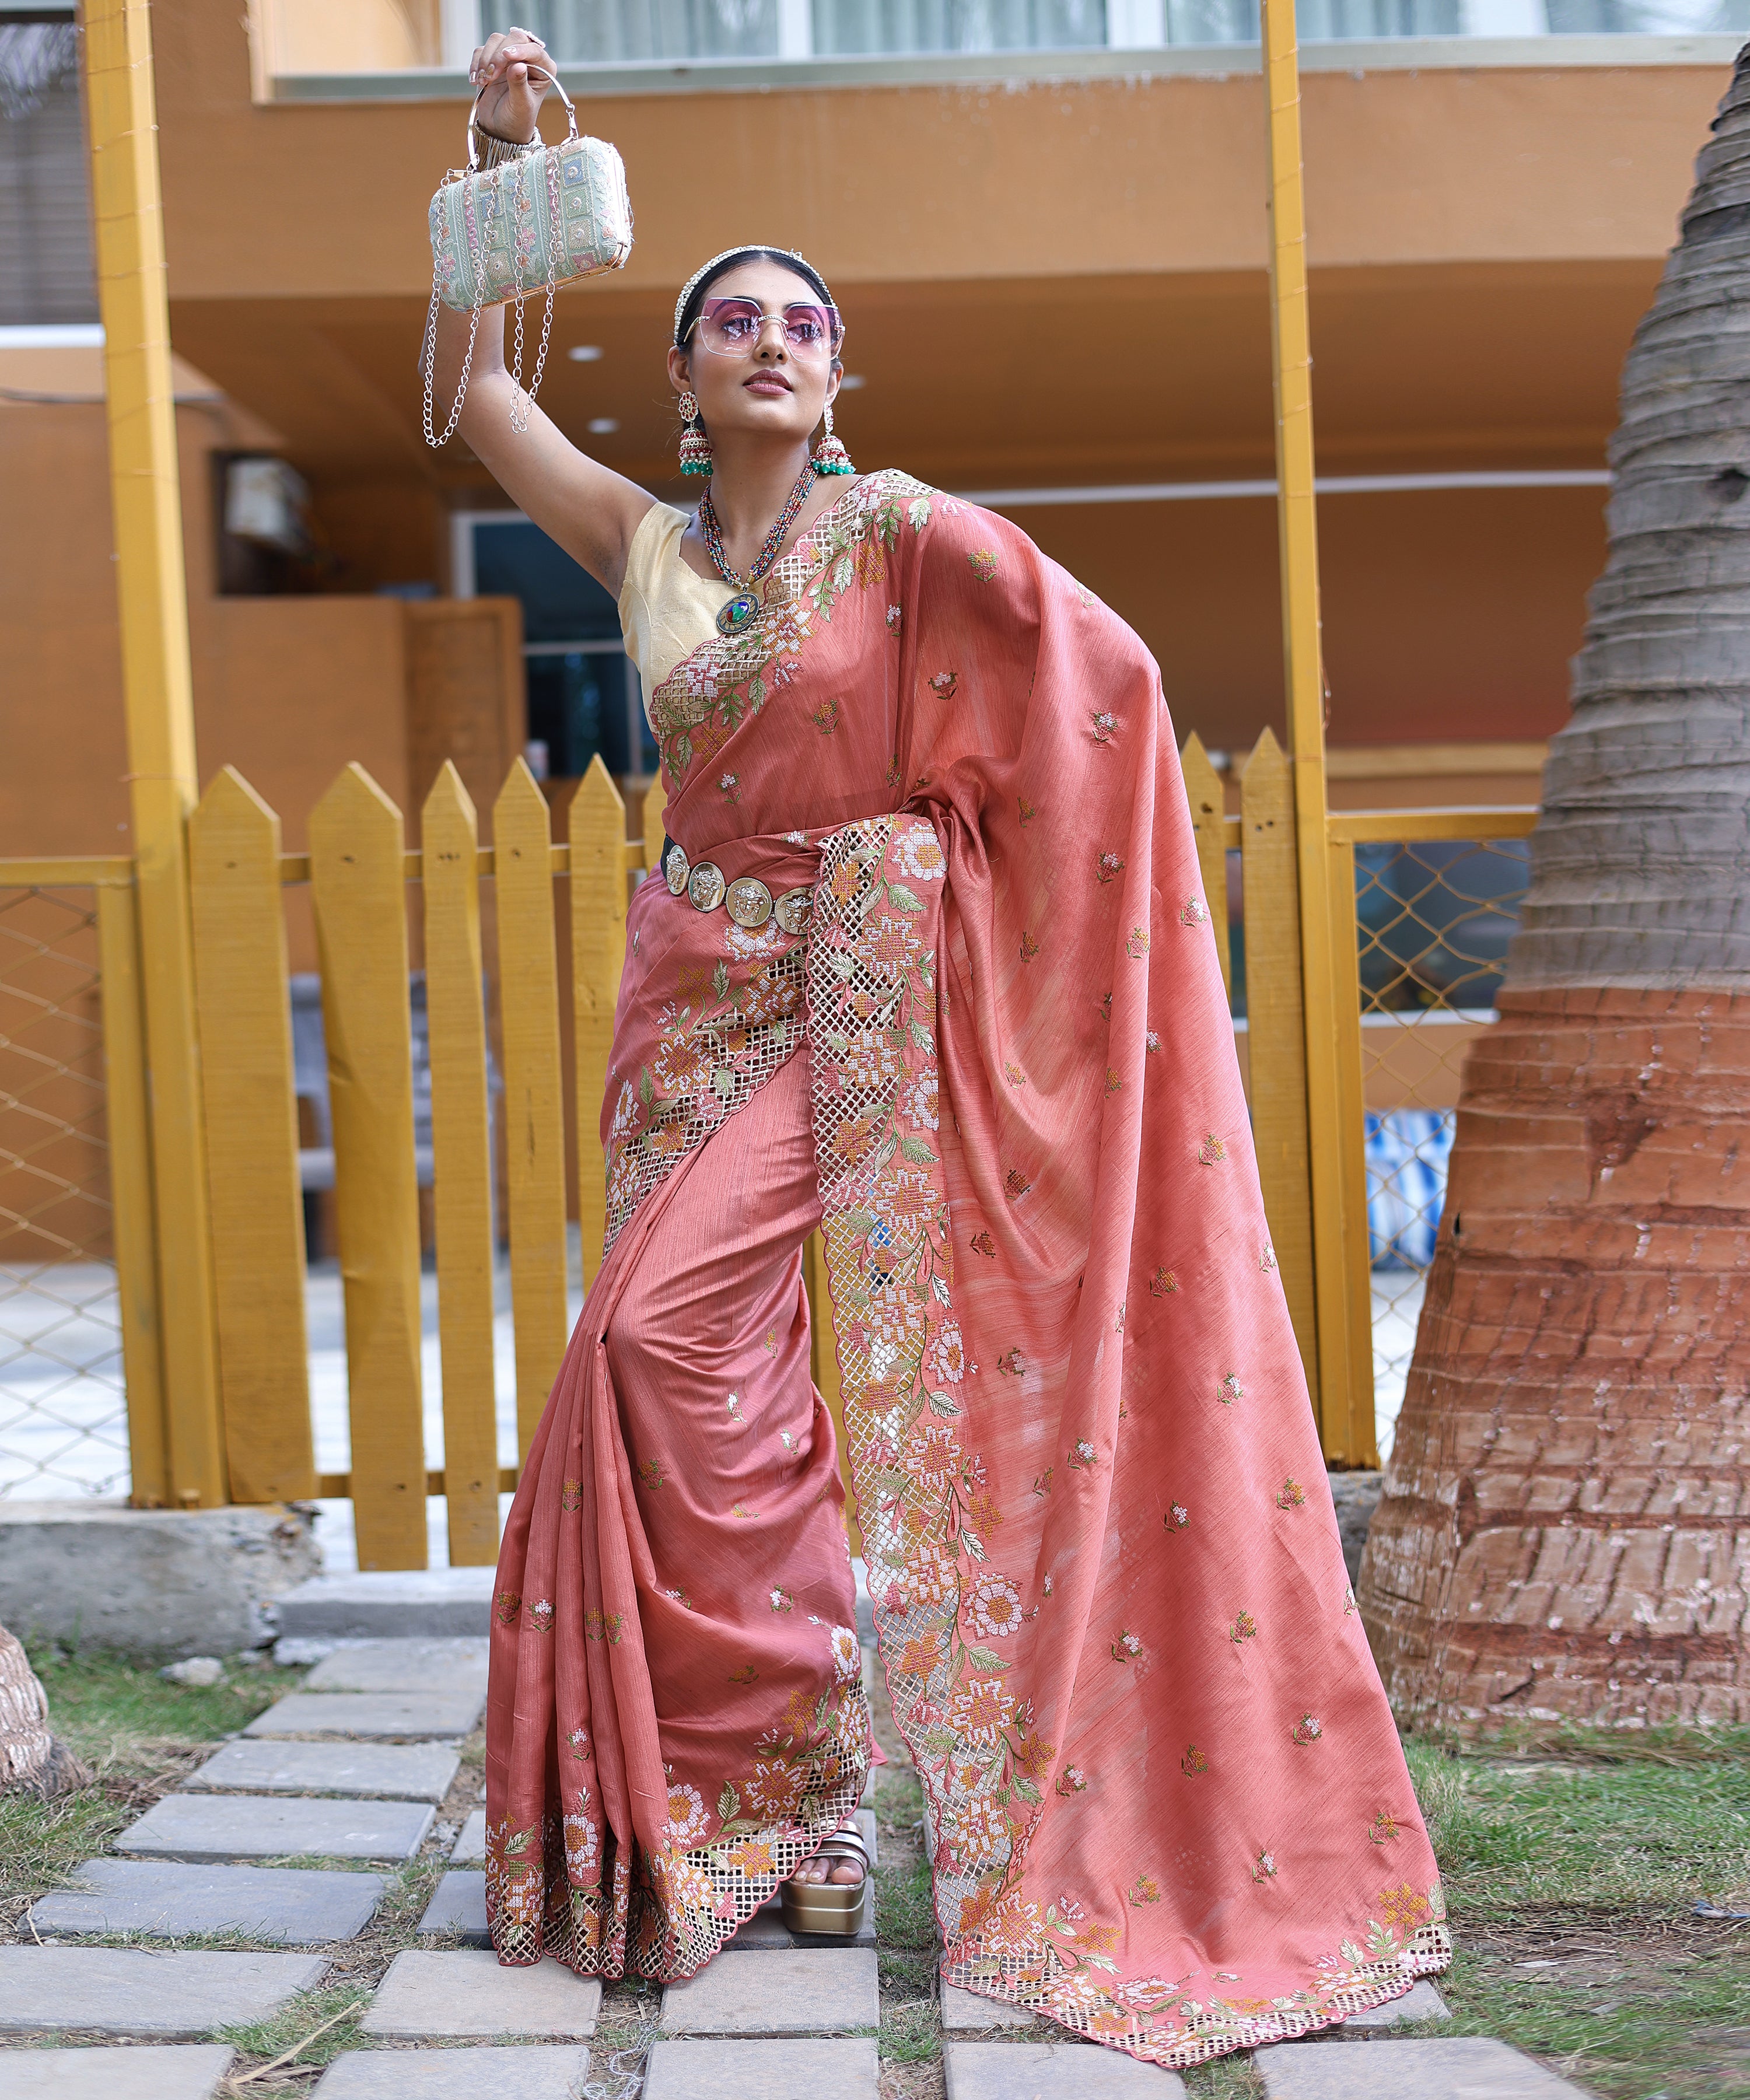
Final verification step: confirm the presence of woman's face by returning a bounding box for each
[668,260,839,448]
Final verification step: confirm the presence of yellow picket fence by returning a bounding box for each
[0,745,1536,1563]
[173,754,636,1568]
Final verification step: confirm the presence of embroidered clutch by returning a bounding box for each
[421,72,632,446]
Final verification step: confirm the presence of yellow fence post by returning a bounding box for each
[83,0,225,1505]
[188,769,315,1503]
[310,764,427,1571]
[570,758,627,1286]
[422,764,501,1565]
[1262,0,1356,1448]
[806,1231,860,1558]
[1240,730,1318,1391]
[1325,838,1379,1465]
[1180,734,1233,1001]
[493,760,570,1462]
[640,774,668,878]
[95,879,168,1507]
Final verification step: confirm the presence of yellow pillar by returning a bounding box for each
[84,0,225,1505]
[1261,0,1359,1453]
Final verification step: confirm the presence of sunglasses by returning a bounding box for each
[688,297,844,359]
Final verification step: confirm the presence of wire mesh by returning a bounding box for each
[1351,838,1530,1457]
[0,886,130,1499]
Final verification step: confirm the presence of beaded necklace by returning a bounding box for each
[699,461,818,636]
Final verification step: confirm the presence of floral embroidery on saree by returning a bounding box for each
[648,474,935,789]
[803,813,1451,2063]
[602,935,807,1252]
[487,468,1450,2064]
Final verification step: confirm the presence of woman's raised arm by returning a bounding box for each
[425,28,656,598]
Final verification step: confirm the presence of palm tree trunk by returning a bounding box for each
[1357,48,1750,1733]
[0,1624,87,1798]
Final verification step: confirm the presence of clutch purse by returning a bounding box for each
[421,70,632,446]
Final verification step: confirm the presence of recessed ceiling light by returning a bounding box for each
[838,373,866,390]
[587,417,619,435]
[568,345,604,362]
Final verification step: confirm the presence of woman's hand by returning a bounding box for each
[468,27,552,145]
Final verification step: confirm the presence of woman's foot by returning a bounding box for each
[789,1819,864,1886]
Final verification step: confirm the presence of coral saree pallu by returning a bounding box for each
[485,472,1451,2064]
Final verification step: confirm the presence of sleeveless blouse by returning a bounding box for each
[618,502,732,726]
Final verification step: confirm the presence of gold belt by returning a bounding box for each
[663,841,814,935]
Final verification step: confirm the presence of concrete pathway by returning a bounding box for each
[10,1619,1591,2100]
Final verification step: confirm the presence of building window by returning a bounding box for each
[484,0,1748,48]
[0,14,95,327]
[812,0,1109,52]
[458,514,657,782]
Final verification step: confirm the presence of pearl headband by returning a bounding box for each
[673,245,838,344]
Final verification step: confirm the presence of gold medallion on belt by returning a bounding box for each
[664,844,812,935]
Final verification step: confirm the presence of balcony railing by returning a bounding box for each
[482,0,1748,59]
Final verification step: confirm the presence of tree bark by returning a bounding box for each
[1358,49,1750,1733]
[0,1624,88,1798]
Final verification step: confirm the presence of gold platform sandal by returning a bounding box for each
[779,1819,870,1938]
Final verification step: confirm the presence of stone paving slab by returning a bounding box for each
[244,1689,485,1740]
[452,1808,486,1863]
[278,1569,495,1643]
[660,1945,878,2034]
[29,1858,386,1945]
[1255,2036,1591,2098]
[0,2044,236,2099]
[303,1638,490,1695]
[942,1982,1034,2032]
[418,1869,488,1944]
[362,1950,601,2038]
[118,1793,434,1863]
[180,1740,461,1803]
[643,2038,880,2100]
[1339,1979,1451,2032]
[944,2042,1186,2096]
[314,2046,590,2098]
[0,1947,325,2038]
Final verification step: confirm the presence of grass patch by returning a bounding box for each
[880,1994,942,2064]
[878,1853,939,1953]
[214,1979,372,2083]
[1407,1725,1750,2099]
[1410,1737,1750,1922]
[27,1644,306,1769]
[3,1644,310,1933]
[1,1786,133,1917]
[1182,2056,1268,2099]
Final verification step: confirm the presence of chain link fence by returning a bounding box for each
[1353,838,1531,1455]
[0,884,130,1499]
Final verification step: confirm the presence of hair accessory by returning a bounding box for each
[422,70,634,448]
[812,397,855,477]
[699,460,818,590]
[677,389,713,478]
[673,244,838,344]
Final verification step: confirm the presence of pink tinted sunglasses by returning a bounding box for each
[688,296,844,359]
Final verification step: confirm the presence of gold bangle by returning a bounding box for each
[471,124,537,168]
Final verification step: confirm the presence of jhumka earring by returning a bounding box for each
[677,391,713,478]
[812,398,855,476]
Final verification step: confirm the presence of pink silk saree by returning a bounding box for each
[485,471,1451,2064]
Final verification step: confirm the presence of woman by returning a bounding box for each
[436,28,1450,2066]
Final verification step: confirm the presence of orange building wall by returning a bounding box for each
[0,395,408,869]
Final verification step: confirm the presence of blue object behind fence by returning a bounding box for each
[1364,1110,1455,1270]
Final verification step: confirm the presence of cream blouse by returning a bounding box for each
[618,502,733,726]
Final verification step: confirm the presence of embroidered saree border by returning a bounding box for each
[487,1123,873,1983]
[806,814,1451,2066]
